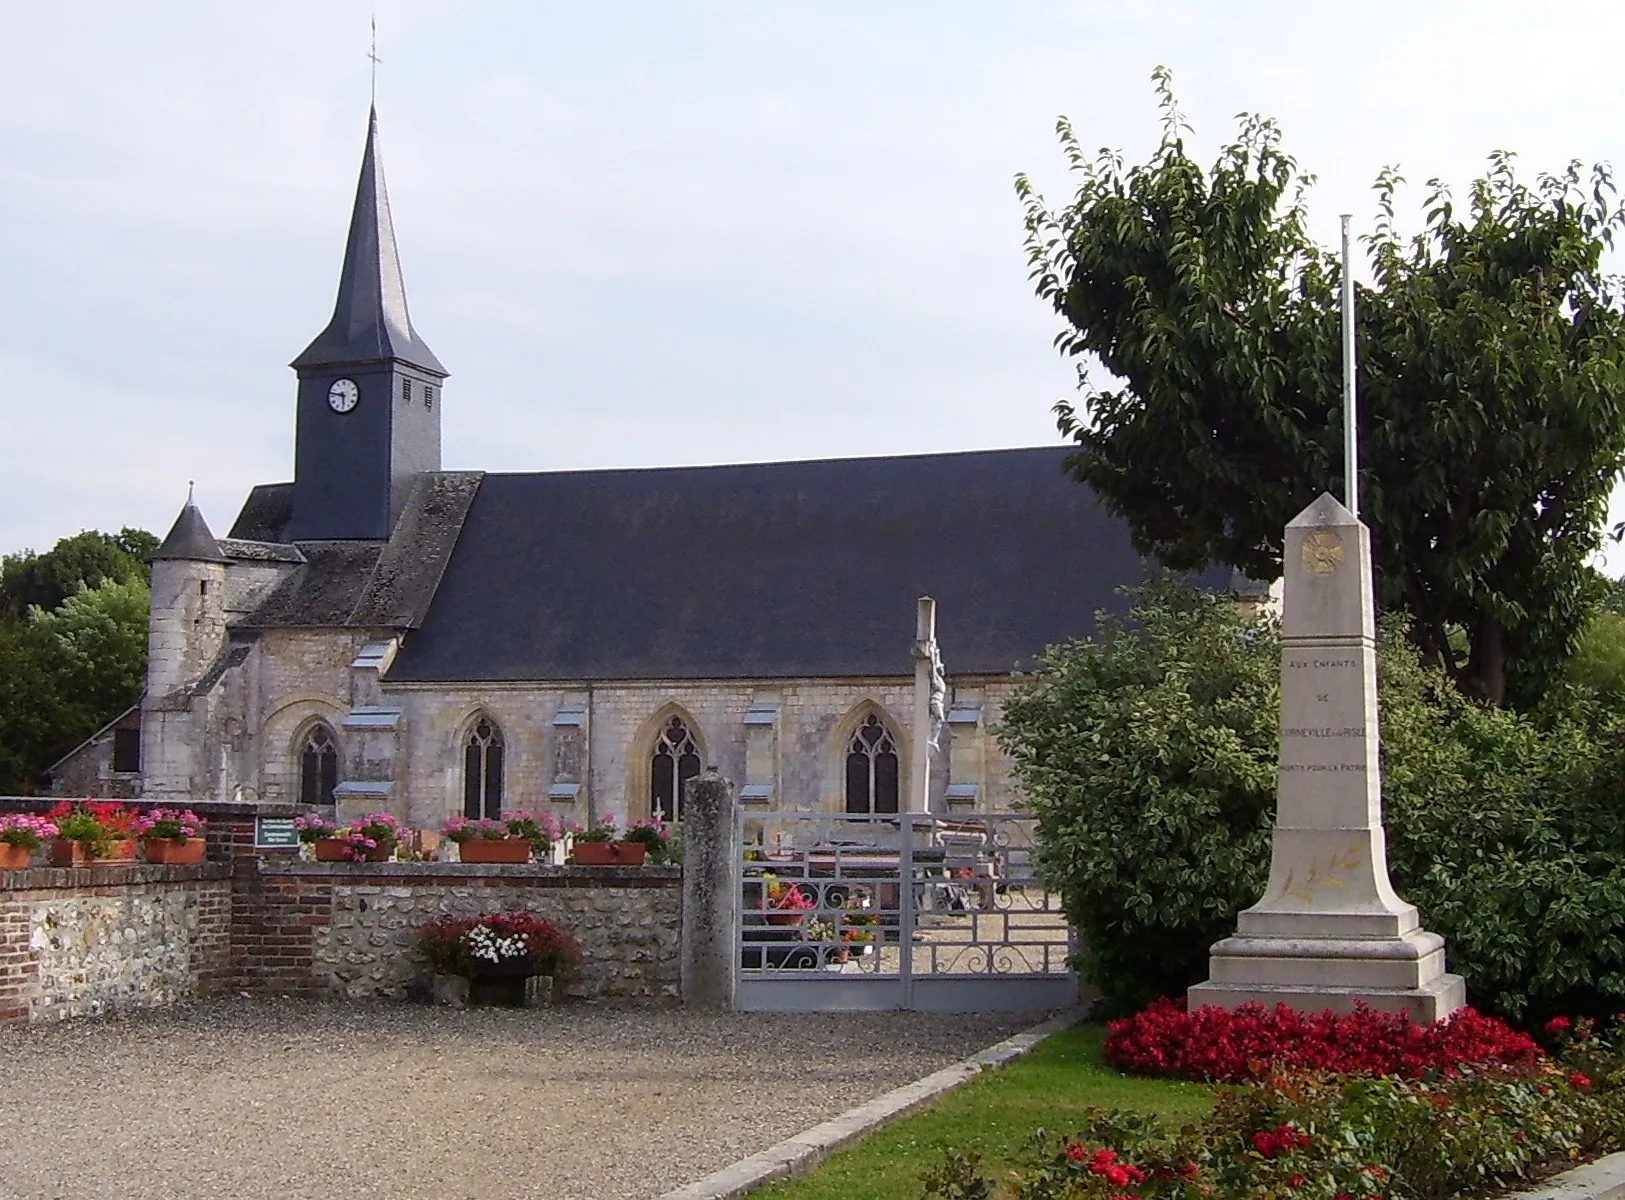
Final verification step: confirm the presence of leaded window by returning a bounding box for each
[463,718,504,820]
[845,713,899,814]
[300,723,339,806]
[650,715,701,823]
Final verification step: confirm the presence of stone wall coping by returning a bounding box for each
[0,796,304,819]
[0,862,232,894]
[255,860,683,888]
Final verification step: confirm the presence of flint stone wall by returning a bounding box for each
[256,863,682,1001]
[0,865,231,1022]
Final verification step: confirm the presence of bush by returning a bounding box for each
[923,1023,1625,1200]
[999,582,1278,1013]
[416,911,581,978]
[999,582,1625,1020]
[1104,999,1539,1083]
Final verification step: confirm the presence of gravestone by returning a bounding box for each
[1188,493,1465,1021]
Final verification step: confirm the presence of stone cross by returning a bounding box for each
[912,596,945,811]
[1188,493,1465,1021]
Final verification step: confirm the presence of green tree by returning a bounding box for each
[28,576,149,729]
[0,528,155,619]
[0,620,73,793]
[1016,69,1625,707]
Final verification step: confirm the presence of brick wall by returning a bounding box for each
[0,798,683,1019]
[0,864,232,1022]
[234,862,682,1001]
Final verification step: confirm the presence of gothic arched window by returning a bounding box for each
[300,723,339,807]
[845,713,900,815]
[650,715,701,823]
[463,718,505,820]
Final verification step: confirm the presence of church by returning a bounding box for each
[52,109,1217,830]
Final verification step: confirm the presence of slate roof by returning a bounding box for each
[290,107,445,375]
[233,542,385,629]
[222,472,480,630]
[152,502,227,563]
[386,446,1215,683]
[229,484,294,543]
[349,472,483,627]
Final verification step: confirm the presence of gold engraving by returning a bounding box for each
[1279,842,1365,905]
[1301,530,1345,575]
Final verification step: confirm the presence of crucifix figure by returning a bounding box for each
[912,596,947,811]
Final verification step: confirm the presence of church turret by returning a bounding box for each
[142,494,229,798]
[287,107,447,542]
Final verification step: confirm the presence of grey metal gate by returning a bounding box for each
[735,810,1076,1012]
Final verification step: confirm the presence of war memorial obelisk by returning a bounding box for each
[1187,493,1465,1020]
[1188,216,1465,1022]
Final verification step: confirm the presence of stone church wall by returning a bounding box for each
[247,628,375,805]
[170,614,1030,826]
[385,674,1025,829]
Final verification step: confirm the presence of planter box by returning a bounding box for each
[49,838,135,866]
[0,843,32,870]
[143,837,206,865]
[571,840,647,866]
[457,838,532,865]
[571,841,617,865]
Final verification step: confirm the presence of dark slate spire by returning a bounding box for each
[291,107,446,375]
[153,494,228,563]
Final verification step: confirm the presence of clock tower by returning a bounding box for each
[287,107,448,542]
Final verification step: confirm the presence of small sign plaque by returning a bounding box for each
[255,817,300,848]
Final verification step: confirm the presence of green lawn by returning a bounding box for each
[749,1023,1214,1200]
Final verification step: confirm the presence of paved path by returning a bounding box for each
[0,998,1039,1200]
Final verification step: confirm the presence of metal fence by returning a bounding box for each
[735,810,1076,1012]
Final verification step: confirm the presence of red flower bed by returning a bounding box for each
[1104,997,1541,1082]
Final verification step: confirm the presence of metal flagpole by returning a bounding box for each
[1340,214,1358,518]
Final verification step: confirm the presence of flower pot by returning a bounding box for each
[523,975,554,1008]
[472,958,537,981]
[612,841,647,866]
[0,843,31,870]
[764,910,805,927]
[50,838,135,866]
[143,837,205,865]
[364,842,394,862]
[313,838,350,862]
[431,973,470,1008]
[458,838,532,864]
[571,841,617,865]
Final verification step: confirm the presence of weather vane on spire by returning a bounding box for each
[369,9,381,106]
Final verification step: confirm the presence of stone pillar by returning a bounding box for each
[1189,493,1466,1022]
[681,770,739,1009]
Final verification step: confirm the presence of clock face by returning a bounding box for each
[327,378,360,413]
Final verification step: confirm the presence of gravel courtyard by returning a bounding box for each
[0,998,1042,1200]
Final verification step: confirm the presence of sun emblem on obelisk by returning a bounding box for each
[1301,530,1345,575]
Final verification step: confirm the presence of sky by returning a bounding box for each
[4,2,1625,571]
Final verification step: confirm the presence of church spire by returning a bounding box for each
[292,107,445,375]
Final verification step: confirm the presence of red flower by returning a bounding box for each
[1286,1176,1305,1189]
[1360,1165,1388,1181]
[1545,1016,1572,1035]
[1103,998,1541,1084]
[1104,1165,1133,1187]
[1179,1163,1201,1179]
[1570,1072,1593,1090]
[1065,1143,1088,1164]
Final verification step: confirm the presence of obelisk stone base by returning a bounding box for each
[1189,926,1466,1022]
